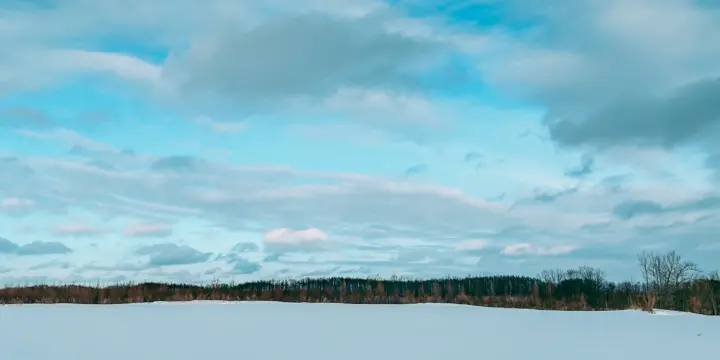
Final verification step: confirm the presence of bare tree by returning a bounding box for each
[638,251,698,291]
[538,269,567,284]
[701,271,719,315]
[638,251,652,291]
[638,250,699,310]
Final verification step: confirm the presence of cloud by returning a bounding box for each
[134,243,212,267]
[1,148,603,252]
[454,239,488,252]
[613,195,720,220]
[547,78,720,150]
[150,155,207,172]
[231,258,262,275]
[531,187,579,203]
[463,151,485,169]
[0,197,35,212]
[564,154,595,178]
[403,164,427,177]
[500,243,576,256]
[464,151,483,162]
[161,12,446,107]
[52,225,104,237]
[0,237,20,253]
[16,241,73,256]
[0,236,74,257]
[124,223,174,238]
[0,106,51,128]
[263,228,330,254]
[476,0,720,161]
[194,115,246,134]
[231,242,260,253]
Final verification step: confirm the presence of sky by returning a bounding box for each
[1,0,719,285]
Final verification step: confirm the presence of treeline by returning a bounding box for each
[1,250,718,315]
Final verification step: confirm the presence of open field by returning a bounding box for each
[1,302,717,360]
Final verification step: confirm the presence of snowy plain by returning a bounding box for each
[0,302,717,360]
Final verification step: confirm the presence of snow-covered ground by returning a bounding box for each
[1,302,716,360]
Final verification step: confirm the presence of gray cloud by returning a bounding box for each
[613,195,720,220]
[16,241,73,256]
[0,238,73,256]
[464,151,483,162]
[151,155,207,172]
[231,258,262,275]
[403,164,427,177]
[464,151,484,169]
[564,154,595,178]
[263,253,282,263]
[532,187,578,203]
[231,242,260,253]
[547,78,720,150]
[478,1,720,161]
[162,12,446,108]
[29,260,73,270]
[0,106,51,128]
[597,174,629,194]
[0,237,20,253]
[134,243,212,267]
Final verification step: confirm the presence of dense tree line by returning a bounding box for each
[1,250,718,315]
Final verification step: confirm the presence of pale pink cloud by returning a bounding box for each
[0,197,35,211]
[52,224,104,237]
[454,239,489,251]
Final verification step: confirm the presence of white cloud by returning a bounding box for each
[49,50,163,83]
[0,198,34,211]
[454,239,488,251]
[194,115,246,134]
[500,243,576,256]
[264,228,329,245]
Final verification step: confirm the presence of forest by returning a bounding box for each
[1,250,718,315]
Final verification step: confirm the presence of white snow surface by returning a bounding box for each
[1,302,717,360]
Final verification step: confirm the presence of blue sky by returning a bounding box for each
[1,0,720,285]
